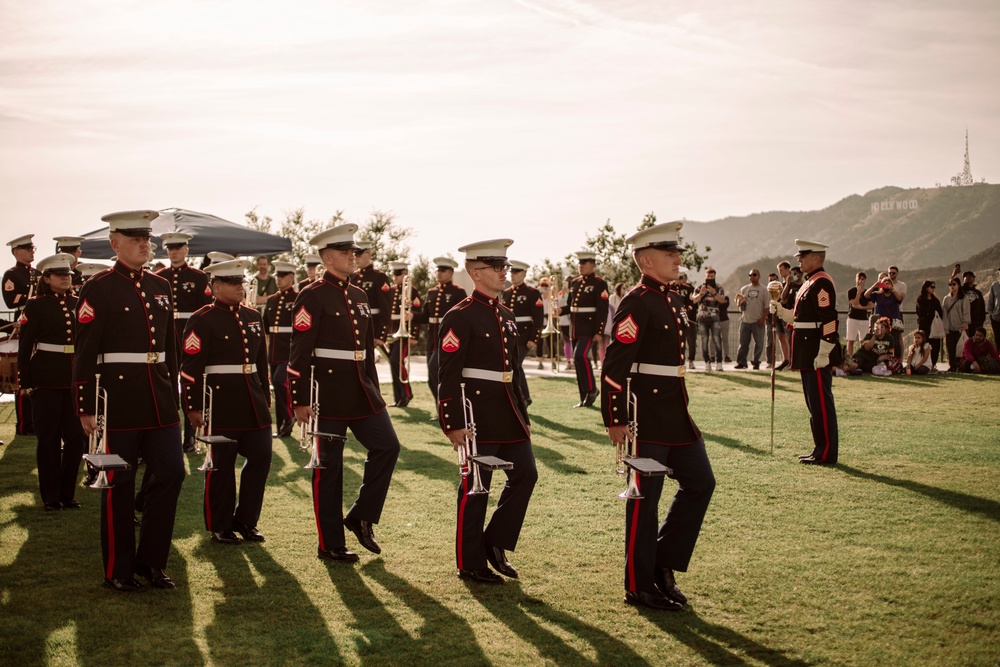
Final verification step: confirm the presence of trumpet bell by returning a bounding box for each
[541,322,559,336]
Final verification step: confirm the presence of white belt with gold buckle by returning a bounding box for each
[36,342,75,354]
[98,352,162,364]
[205,364,257,374]
[314,348,366,361]
[462,368,513,383]
[629,362,685,377]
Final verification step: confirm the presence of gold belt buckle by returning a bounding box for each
[501,371,513,383]
[64,345,75,354]
[270,326,280,334]
[242,364,254,374]
[173,311,180,319]
[354,350,365,361]
[677,366,687,377]
[146,352,160,364]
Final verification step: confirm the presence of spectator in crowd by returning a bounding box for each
[989,267,1000,344]
[904,330,934,375]
[558,278,573,371]
[852,317,898,374]
[888,265,907,303]
[959,327,1000,374]
[252,255,277,310]
[717,283,732,364]
[845,272,873,360]
[734,269,767,369]
[768,263,792,370]
[942,278,971,372]
[914,280,944,367]
[673,270,698,370]
[961,271,986,333]
[764,272,778,368]
[601,282,628,365]
[693,266,726,371]
[865,272,904,358]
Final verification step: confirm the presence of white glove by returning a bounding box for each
[814,340,835,369]
[770,300,791,324]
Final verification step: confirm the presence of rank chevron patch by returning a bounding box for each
[615,314,638,344]
[441,328,460,352]
[817,288,830,308]
[294,306,312,331]
[77,299,95,324]
[184,331,202,354]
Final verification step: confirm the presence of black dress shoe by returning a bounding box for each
[485,545,518,579]
[182,438,197,453]
[624,590,683,611]
[582,389,599,407]
[43,502,62,511]
[211,530,243,544]
[318,547,360,562]
[572,401,586,408]
[799,456,834,465]
[776,360,790,371]
[233,522,266,543]
[734,364,748,369]
[104,577,144,592]
[797,453,814,460]
[136,565,176,589]
[61,500,81,509]
[395,396,412,408]
[458,567,504,584]
[277,421,295,438]
[344,515,381,554]
[655,569,687,604]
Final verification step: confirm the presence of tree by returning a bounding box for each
[244,207,274,233]
[358,210,413,270]
[271,208,338,279]
[529,255,576,292]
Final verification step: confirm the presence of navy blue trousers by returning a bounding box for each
[31,388,86,505]
[572,337,597,401]
[800,368,838,463]
[271,362,294,427]
[203,427,272,533]
[389,340,412,404]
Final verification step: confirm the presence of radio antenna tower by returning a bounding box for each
[951,129,974,186]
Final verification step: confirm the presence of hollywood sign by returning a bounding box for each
[871,200,918,213]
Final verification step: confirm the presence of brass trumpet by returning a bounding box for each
[196,373,235,472]
[244,276,258,309]
[541,276,561,373]
[299,365,346,469]
[457,382,512,496]
[81,373,130,488]
[615,378,672,499]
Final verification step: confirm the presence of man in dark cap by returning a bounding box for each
[412,256,467,403]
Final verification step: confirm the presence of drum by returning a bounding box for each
[0,335,19,394]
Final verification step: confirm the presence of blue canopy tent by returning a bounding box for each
[77,208,291,259]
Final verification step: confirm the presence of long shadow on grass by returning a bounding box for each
[647,610,812,667]
[325,561,488,665]
[468,586,652,666]
[700,430,770,458]
[837,464,1000,524]
[708,372,798,393]
[197,540,341,665]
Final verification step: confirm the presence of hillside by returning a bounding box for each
[684,184,1000,278]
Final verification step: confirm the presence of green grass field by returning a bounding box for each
[1,372,998,666]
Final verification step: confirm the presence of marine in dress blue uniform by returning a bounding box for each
[155,232,213,451]
[54,236,86,293]
[4,234,39,435]
[289,225,401,562]
[561,251,609,407]
[500,260,544,405]
[772,240,842,465]
[438,239,537,585]
[263,260,299,437]
[602,222,715,611]
[411,256,467,402]
[349,241,392,349]
[386,261,418,407]
[181,259,273,544]
[17,254,86,510]
[73,210,185,592]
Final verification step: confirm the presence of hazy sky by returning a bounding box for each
[2,0,997,266]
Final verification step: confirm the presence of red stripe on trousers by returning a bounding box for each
[312,437,325,551]
[625,474,641,591]
[816,369,831,461]
[583,338,594,391]
[456,475,470,570]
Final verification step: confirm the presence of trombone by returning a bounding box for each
[244,276,258,309]
[196,372,236,472]
[299,365,346,469]
[457,382,512,496]
[541,275,561,373]
[387,273,412,383]
[615,378,671,499]
[81,373,130,489]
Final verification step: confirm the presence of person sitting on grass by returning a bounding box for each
[904,330,934,375]
[853,317,899,375]
[958,327,1000,374]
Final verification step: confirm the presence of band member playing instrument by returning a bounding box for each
[181,259,273,544]
[438,239,537,584]
[155,232,212,452]
[73,210,186,592]
[501,260,544,406]
[264,261,298,438]
[412,257,467,402]
[771,240,842,465]
[562,251,609,407]
[299,253,322,290]
[289,224,401,562]
[17,253,87,510]
[602,222,715,611]
[53,237,86,291]
[350,240,392,350]
[387,260,416,407]
[4,234,40,434]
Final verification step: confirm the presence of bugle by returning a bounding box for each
[387,274,413,383]
[81,373,130,488]
[196,372,236,472]
[244,276,258,309]
[299,365,347,469]
[458,382,513,496]
[616,378,672,499]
